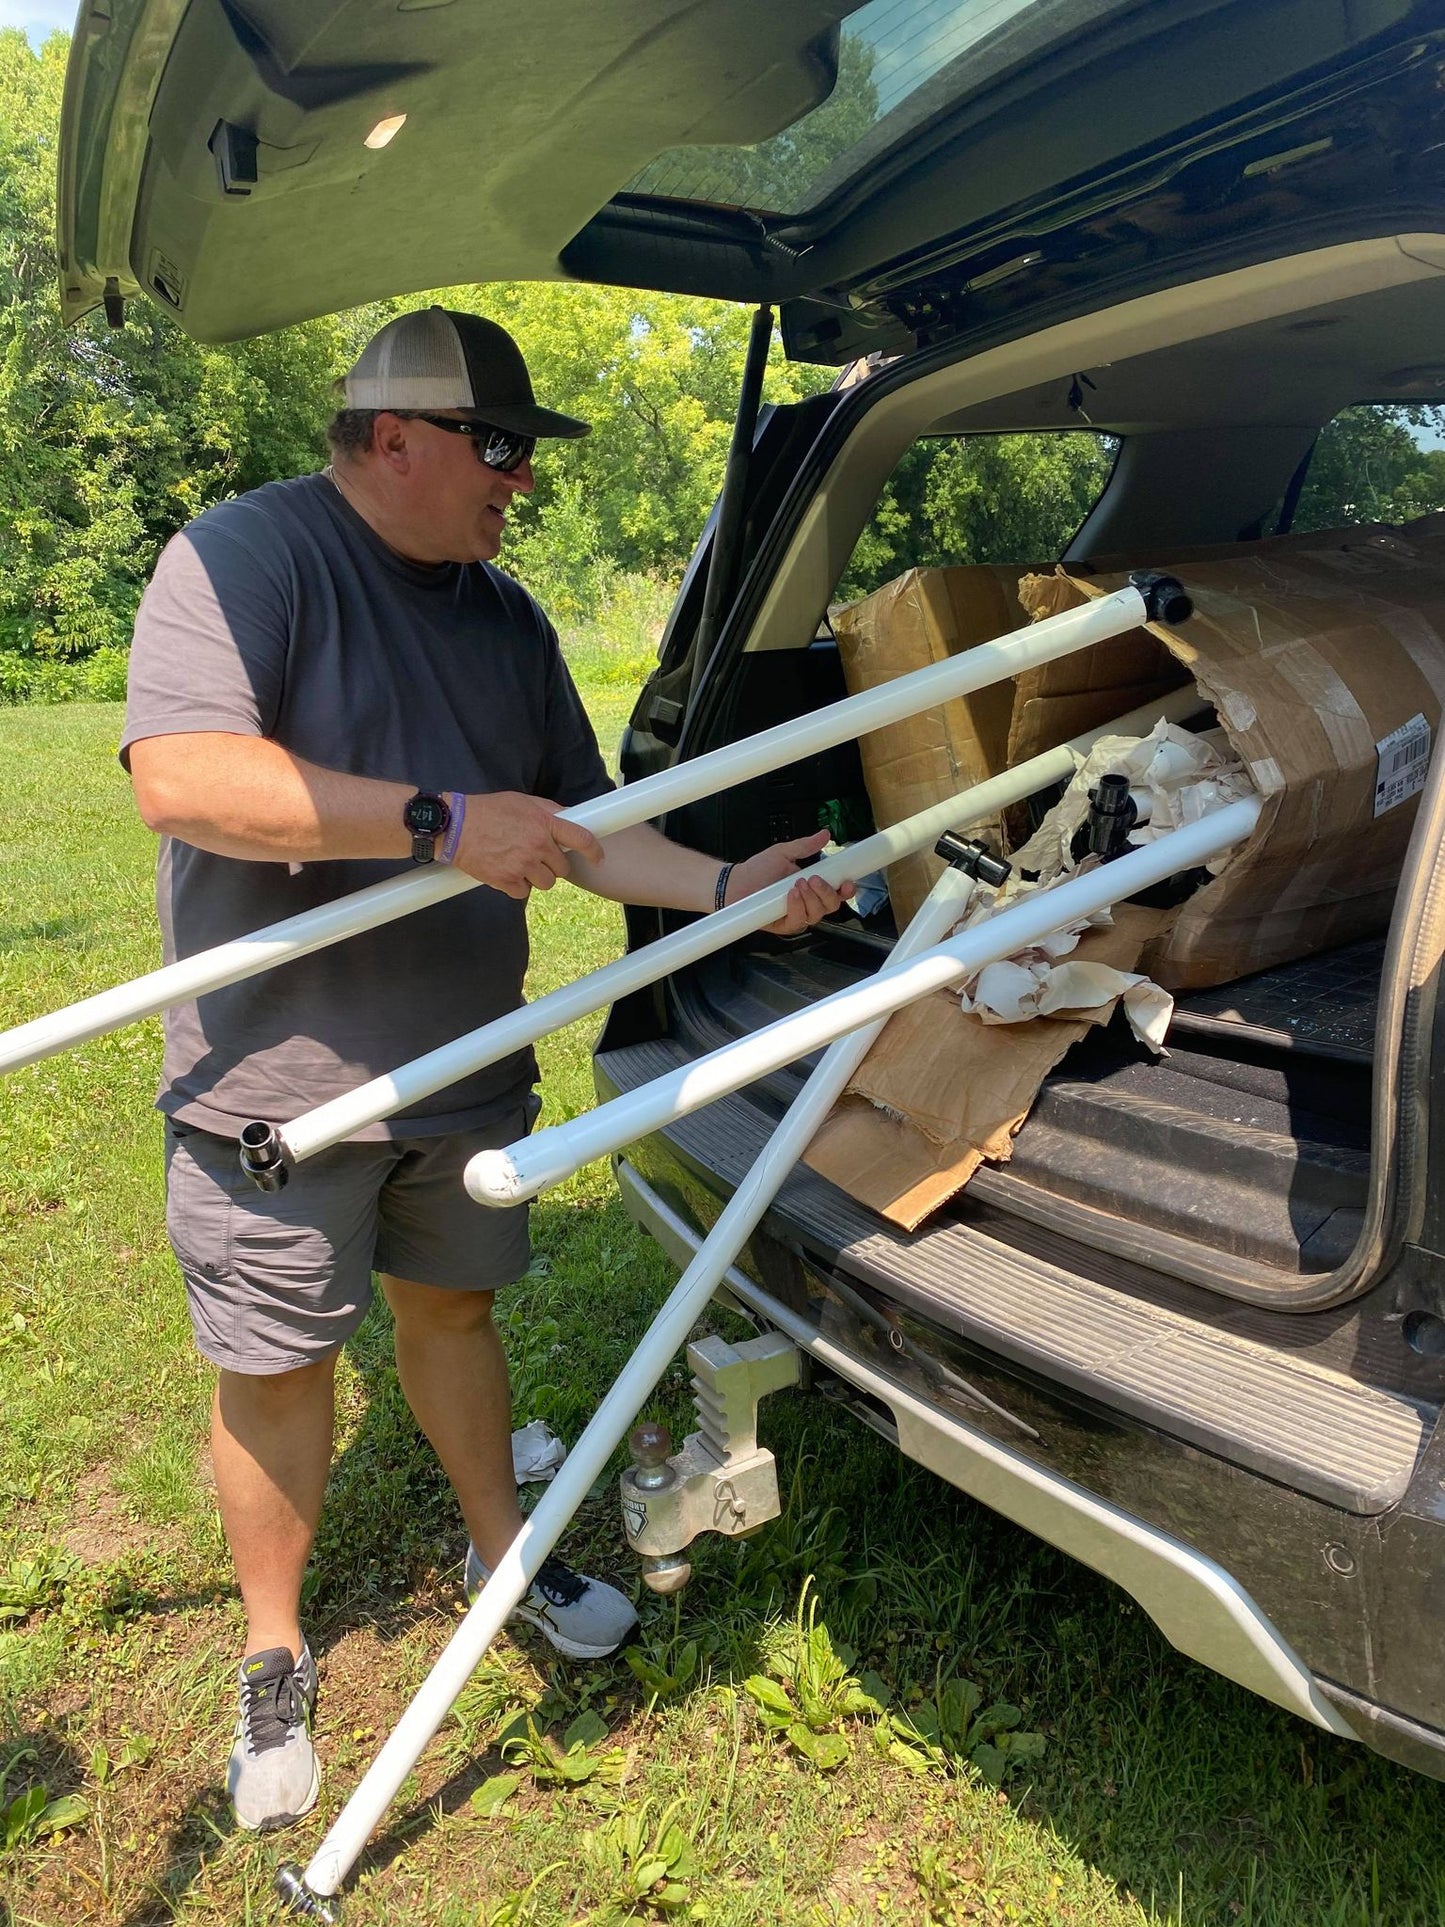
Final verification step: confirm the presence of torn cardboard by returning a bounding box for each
[810,525,1445,1230]
[804,904,1167,1229]
[833,566,1035,924]
[834,564,1196,918]
[1018,539,1445,989]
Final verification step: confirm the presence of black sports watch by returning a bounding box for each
[403,790,451,864]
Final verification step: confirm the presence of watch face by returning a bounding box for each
[406,794,447,835]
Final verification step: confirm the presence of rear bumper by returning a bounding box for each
[615,1155,1356,1740]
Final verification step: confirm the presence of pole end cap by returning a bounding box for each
[274,1865,339,1921]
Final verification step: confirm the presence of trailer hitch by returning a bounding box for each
[621,1331,802,1593]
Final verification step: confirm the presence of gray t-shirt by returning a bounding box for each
[121,470,611,1138]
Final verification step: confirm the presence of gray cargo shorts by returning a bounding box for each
[164,1095,541,1375]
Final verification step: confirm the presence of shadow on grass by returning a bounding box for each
[115,1786,234,1927]
[713,1388,1445,1927]
[0,914,93,950]
[0,1726,89,1923]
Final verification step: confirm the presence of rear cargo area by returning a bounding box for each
[645,525,1445,1299]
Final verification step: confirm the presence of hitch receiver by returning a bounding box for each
[621,1331,801,1593]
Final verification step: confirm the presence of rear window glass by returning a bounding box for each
[626,0,1072,216]
[838,430,1118,602]
[1284,403,1445,534]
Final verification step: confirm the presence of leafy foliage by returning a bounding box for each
[743,1578,881,1770]
[499,1708,629,1804]
[839,430,1118,601]
[0,1544,78,1621]
[0,1775,88,1855]
[583,1798,699,1918]
[1291,402,1445,532]
[877,1671,1047,1785]
[0,30,377,693]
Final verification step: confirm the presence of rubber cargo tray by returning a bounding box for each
[1173,936,1385,1062]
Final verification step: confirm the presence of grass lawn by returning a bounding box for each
[2,649,1443,1926]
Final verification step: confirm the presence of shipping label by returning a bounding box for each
[1374,712,1433,818]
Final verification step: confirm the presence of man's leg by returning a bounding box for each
[380,1277,523,1566]
[211,1354,339,1661]
[374,1117,637,1657]
[380,1271,637,1660]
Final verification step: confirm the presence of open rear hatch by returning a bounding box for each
[59,0,1432,348]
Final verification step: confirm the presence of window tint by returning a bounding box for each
[838,431,1118,602]
[1286,403,1445,534]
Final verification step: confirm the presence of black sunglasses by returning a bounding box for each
[398,413,536,474]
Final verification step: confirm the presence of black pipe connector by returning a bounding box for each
[1128,570,1192,626]
[239,1121,289,1192]
[934,832,1012,888]
[1075,771,1138,865]
[274,1865,339,1921]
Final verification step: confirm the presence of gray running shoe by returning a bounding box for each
[227,1642,319,1832]
[465,1547,637,1660]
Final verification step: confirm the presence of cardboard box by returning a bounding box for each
[832,567,1033,924]
[834,565,1191,921]
[1019,540,1445,989]
[808,526,1445,1227]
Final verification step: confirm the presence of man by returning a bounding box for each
[121,306,850,1832]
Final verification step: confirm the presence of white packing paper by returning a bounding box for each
[944,720,1257,1052]
[511,1418,567,1484]
[1010,718,1254,885]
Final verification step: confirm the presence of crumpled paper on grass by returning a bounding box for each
[511,1419,566,1484]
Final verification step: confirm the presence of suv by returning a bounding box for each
[59,0,1445,1780]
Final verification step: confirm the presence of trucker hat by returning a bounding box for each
[340,306,590,438]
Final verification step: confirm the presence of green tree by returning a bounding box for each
[0,25,835,695]
[1291,403,1445,532]
[0,29,371,694]
[838,431,1118,600]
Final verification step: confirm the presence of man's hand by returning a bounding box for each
[725,829,855,935]
[454,792,604,899]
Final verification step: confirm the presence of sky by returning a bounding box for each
[1,0,75,46]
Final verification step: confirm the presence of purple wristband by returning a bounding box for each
[439,791,467,865]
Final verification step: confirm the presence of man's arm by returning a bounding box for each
[565,821,853,936]
[127,732,603,895]
[130,734,850,928]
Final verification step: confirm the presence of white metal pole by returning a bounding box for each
[466,798,1261,1208]
[280,686,1204,1163]
[0,581,1163,1079]
[288,849,988,1909]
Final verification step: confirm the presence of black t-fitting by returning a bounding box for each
[933,832,1012,888]
[1073,771,1138,866]
[239,1120,290,1192]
